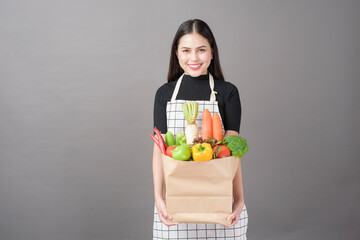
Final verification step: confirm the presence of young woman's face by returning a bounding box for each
[176,33,213,77]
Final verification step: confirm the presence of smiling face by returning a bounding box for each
[176,33,213,77]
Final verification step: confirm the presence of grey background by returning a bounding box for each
[0,0,359,239]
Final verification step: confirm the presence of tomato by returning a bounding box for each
[213,145,231,158]
[165,145,177,157]
[172,145,191,161]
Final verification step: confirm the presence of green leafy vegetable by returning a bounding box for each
[223,135,249,158]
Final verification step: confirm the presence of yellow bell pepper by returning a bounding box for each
[192,143,213,161]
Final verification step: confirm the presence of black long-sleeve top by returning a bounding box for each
[153,74,242,134]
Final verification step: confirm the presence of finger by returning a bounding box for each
[227,213,240,226]
[230,219,238,227]
[165,214,173,221]
[156,204,177,226]
[220,223,229,228]
[224,215,233,228]
[165,221,179,227]
[161,210,173,221]
[164,214,177,226]
[159,214,170,225]
[227,214,235,222]
[160,215,178,227]
[159,211,178,226]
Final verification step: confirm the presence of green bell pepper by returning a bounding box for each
[175,132,186,145]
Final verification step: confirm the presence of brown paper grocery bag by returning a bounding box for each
[161,154,239,226]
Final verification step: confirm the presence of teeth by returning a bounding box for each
[189,64,201,68]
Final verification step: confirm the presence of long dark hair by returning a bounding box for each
[167,19,225,82]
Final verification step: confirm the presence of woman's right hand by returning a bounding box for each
[155,197,178,227]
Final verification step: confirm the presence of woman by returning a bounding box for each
[152,19,248,240]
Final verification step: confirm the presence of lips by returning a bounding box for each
[188,64,202,70]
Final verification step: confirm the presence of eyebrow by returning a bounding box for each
[181,45,207,49]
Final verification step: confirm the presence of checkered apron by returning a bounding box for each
[153,74,248,240]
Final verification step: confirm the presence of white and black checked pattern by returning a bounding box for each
[166,100,224,137]
[153,96,248,239]
[153,204,248,240]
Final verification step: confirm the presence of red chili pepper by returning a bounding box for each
[154,127,167,154]
[149,133,162,152]
[149,129,167,154]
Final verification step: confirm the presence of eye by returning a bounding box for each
[199,48,206,52]
[182,49,190,53]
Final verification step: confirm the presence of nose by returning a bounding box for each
[190,51,200,61]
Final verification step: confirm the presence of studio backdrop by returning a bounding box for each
[0,0,359,240]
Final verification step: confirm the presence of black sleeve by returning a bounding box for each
[223,84,242,133]
[153,87,167,133]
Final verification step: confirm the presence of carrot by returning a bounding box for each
[201,109,212,139]
[212,113,223,141]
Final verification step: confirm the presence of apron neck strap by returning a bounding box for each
[170,73,217,101]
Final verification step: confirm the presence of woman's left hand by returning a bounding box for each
[226,200,244,227]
